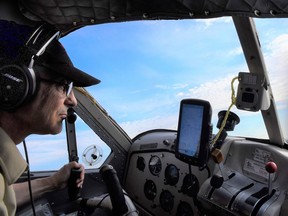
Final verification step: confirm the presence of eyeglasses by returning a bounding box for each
[39,77,73,96]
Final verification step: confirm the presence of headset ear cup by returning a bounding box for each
[0,24,59,111]
[0,64,37,110]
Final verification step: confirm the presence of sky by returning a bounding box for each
[61,17,288,138]
[21,17,288,171]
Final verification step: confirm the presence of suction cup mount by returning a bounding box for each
[217,110,240,131]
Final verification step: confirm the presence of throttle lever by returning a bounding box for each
[265,161,277,196]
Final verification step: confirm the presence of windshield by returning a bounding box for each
[62,17,287,142]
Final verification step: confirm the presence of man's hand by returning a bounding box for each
[50,161,85,190]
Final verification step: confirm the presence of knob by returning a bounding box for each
[265,161,277,174]
[210,174,224,189]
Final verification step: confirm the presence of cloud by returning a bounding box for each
[155,83,189,90]
[118,73,241,137]
[264,34,288,104]
[263,34,288,139]
[19,126,112,170]
[18,134,69,171]
[227,46,243,57]
[175,74,238,110]
[196,17,232,29]
[120,115,178,138]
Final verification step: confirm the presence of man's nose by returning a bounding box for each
[65,89,77,107]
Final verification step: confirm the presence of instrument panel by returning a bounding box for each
[124,129,288,216]
[124,130,210,216]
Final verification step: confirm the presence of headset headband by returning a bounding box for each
[0,23,61,111]
[26,24,61,69]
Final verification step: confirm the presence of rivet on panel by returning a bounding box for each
[254,9,261,16]
[270,10,276,16]
[189,12,194,17]
[205,11,210,16]
[143,13,148,19]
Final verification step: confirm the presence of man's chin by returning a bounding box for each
[50,122,63,135]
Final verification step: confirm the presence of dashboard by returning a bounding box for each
[124,129,212,216]
[124,129,288,216]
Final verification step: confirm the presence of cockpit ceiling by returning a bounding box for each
[18,0,288,35]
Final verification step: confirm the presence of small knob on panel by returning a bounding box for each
[210,174,224,189]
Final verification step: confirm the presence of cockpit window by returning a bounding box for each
[18,115,111,171]
[74,114,111,169]
[73,18,287,142]
[18,133,69,171]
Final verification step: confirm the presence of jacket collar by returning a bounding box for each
[0,127,27,185]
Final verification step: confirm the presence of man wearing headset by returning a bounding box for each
[0,21,100,215]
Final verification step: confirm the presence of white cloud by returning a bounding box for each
[120,115,178,138]
[227,46,243,57]
[263,34,288,139]
[119,74,241,137]
[155,83,189,90]
[196,17,232,29]
[18,135,68,171]
[264,34,288,104]
[176,74,238,110]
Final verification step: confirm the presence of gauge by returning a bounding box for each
[149,155,162,176]
[82,145,103,167]
[136,156,145,171]
[180,174,199,198]
[176,201,194,216]
[144,179,157,200]
[159,190,174,213]
[164,164,179,186]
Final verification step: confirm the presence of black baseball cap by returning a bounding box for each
[0,20,100,87]
[36,39,100,87]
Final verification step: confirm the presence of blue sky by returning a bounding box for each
[21,17,288,171]
[61,17,288,139]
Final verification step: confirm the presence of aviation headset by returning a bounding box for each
[0,24,60,111]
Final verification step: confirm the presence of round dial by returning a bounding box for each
[159,190,174,213]
[176,201,194,216]
[164,164,179,186]
[149,155,162,176]
[136,156,146,171]
[181,174,199,198]
[144,179,157,200]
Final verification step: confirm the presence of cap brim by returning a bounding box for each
[41,62,101,87]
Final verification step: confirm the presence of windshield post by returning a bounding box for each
[232,16,285,146]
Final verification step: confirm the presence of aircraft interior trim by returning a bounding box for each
[1,0,288,216]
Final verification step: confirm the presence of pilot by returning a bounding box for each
[0,20,100,215]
